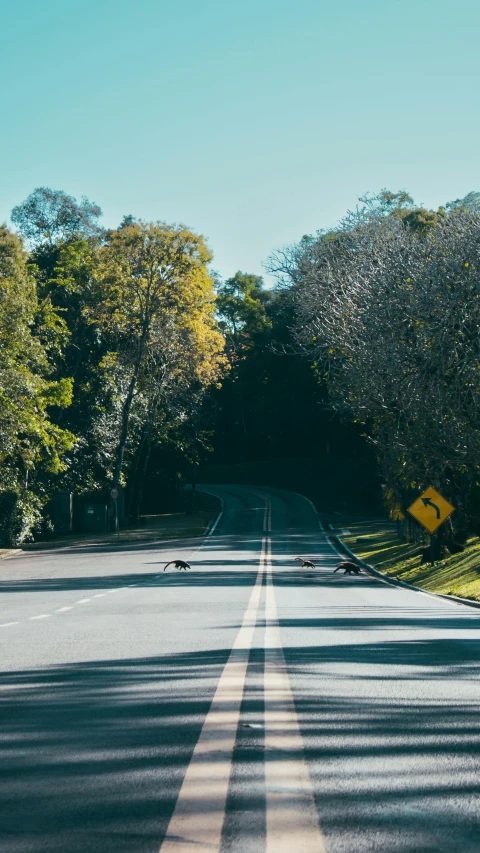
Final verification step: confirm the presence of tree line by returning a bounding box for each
[0,188,225,544]
[266,189,480,543]
[1,186,479,545]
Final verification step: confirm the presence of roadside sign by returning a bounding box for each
[407,486,455,534]
[110,488,119,500]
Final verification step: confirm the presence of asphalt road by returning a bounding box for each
[1,485,479,853]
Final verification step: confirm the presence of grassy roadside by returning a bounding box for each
[0,549,21,560]
[333,521,480,601]
[22,510,217,551]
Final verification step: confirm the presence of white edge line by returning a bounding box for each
[302,489,469,612]
[335,533,479,610]
[196,488,225,537]
[293,490,405,590]
[208,511,223,537]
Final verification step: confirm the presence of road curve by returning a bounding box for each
[0,484,479,853]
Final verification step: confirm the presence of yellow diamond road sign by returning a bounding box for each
[407,486,455,534]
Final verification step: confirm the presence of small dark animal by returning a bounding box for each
[334,560,361,575]
[295,557,316,568]
[164,559,191,571]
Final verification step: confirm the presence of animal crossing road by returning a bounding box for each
[1,485,479,853]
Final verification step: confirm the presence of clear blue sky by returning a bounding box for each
[1,0,479,281]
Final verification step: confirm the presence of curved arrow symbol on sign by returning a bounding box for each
[422,497,441,519]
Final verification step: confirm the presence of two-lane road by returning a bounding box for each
[1,485,479,852]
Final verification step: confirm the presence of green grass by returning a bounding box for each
[336,522,480,601]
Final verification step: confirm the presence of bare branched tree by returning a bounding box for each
[278,198,480,529]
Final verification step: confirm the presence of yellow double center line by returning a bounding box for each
[159,539,265,852]
[263,536,326,853]
[160,499,325,852]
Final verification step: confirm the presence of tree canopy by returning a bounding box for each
[269,190,480,532]
[11,187,102,247]
[2,184,480,544]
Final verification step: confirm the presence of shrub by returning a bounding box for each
[0,490,43,547]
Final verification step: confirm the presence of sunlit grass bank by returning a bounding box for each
[337,522,480,602]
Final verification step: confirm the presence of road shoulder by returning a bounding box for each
[8,511,217,557]
[331,520,480,609]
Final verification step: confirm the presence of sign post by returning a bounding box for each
[407,486,455,564]
[110,488,119,537]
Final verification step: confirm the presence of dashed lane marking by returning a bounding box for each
[2,585,135,627]
[0,489,266,631]
[1,577,165,628]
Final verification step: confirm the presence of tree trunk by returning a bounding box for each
[111,326,149,528]
[134,430,153,521]
[127,398,157,521]
[127,424,149,520]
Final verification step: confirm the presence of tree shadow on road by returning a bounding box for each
[2,521,480,852]
[1,621,480,852]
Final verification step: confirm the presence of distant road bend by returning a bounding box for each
[1,485,479,853]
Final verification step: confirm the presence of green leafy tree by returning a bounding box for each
[11,187,102,248]
[35,239,118,494]
[216,272,272,353]
[0,226,74,542]
[91,221,226,501]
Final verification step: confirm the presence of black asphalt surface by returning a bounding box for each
[1,484,479,852]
